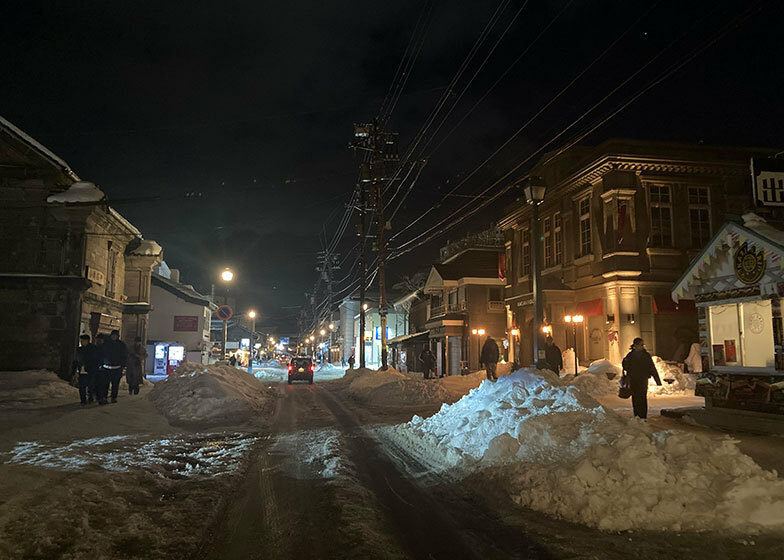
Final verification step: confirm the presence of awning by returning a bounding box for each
[576,298,603,317]
[653,295,696,314]
[388,331,429,345]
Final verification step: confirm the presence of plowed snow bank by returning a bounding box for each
[383,368,784,532]
[149,362,276,426]
[0,370,77,407]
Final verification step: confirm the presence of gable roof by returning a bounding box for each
[0,115,79,180]
[151,272,215,308]
[672,214,784,301]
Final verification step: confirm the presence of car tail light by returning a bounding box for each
[310,364,315,372]
[287,365,293,372]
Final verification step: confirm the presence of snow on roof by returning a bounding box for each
[741,212,784,248]
[108,207,142,236]
[0,114,79,180]
[46,181,106,204]
[129,240,163,256]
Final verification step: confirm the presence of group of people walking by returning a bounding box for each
[73,330,145,405]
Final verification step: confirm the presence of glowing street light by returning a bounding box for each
[471,328,485,369]
[248,310,256,319]
[363,303,368,311]
[221,268,234,282]
[328,323,334,330]
[320,329,326,336]
[247,310,257,373]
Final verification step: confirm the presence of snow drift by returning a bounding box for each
[0,370,77,407]
[560,357,695,397]
[149,362,276,426]
[382,368,784,532]
[343,367,452,406]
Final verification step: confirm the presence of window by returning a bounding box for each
[105,242,117,298]
[578,197,591,256]
[554,212,563,264]
[543,217,553,268]
[709,300,774,368]
[489,287,503,302]
[649,184,672,247]
[448,289,457,306]
[689,186,711,247]
[521,229,531,276]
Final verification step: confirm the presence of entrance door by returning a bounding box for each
[435,340,443,376]
[448,335,461,376]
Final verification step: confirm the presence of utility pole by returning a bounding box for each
[352,121,397,370]
[316,250,340,363]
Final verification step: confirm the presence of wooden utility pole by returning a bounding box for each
[358,173,367,369]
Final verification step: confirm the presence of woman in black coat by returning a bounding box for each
[621,337,662,419]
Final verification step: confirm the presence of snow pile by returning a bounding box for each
[560,348,586,374]
[128,239,162,256]
[343,367,451,406]
[651,356,695,395]
[46,181,105,203]
[561,360,621,396]
[382,368,784,532]
[0,370,77,407]
[149,362,276,426]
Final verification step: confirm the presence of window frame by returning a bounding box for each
[521,228,531,277]
[543,216,553,268]
[648,184,673,248]
[554,211,563,264]
[578,196,591,257]
[688,186,712,248]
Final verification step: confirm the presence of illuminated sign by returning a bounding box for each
[751,157,784,207]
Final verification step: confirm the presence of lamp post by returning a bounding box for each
[564,314,584,375]
[524,177,547,365]
[510,328,520,366]
[219,268,234,360]
[328,323,335,363]
[247,311,256,373]
[472,328,485,370]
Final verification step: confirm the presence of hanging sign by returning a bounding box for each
[734,242,766,285]
[751,157,784,207]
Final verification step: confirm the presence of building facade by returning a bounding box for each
[0,116,161,378]
[499,138,783,367]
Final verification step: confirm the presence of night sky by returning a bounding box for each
[3,0,782,333]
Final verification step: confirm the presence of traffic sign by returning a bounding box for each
[216,305,233,321]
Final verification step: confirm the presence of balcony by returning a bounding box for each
[429,304,445,319]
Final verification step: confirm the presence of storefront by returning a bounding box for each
[673,214,784,415]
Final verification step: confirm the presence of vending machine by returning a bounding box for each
[153,343,186,375]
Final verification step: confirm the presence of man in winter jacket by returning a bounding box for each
[544,336,563,375]
[480,337,500,381]
[419,348,436,379]
[99,329,127,404]
[75,334,101,404]
[621,337,662,418]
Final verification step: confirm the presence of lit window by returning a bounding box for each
[649,184,672,247]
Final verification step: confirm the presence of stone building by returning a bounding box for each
[499,138,783,367]
[0,115,161,378]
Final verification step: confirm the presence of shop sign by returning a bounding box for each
[173,315,199,331]
[751,157,784,207]
[86,266,105,286]
[734,242,766,285]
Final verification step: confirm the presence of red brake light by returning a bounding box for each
[310,364,315,372]
[287,365,293,372]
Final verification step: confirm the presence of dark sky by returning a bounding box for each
[3,0,783,333]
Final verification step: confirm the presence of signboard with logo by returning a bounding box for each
[374,326,392,340]
[173,315,199,331]
[280,336,290,345]
[86,266,106,286]
[734,242,766,285]
[751,157,784,207]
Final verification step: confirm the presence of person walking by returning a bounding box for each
[480,336,500,381]
[544,336,563,375]
[75,334,101,405]
[101,329,127,404]
[621,337,662,419]
[347,351,355,369]
[125,337,145,395]
[419,347,435,379]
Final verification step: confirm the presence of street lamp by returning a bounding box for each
[247,310,256,373]
[471,328,485,370]
[219,268,234,360]
[524,176,547,364]
[564,314,584,375]
[328,323,335,363]
[510,328,520,365]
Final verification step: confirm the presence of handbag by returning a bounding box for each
[618,371,632,399]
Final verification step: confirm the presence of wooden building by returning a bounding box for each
[499,138,783,367]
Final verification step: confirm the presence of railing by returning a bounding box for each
[488,300,505,312]
[448,301,466,312]
[429,304,445,318]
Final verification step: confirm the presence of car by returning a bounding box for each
[288,356,314,384]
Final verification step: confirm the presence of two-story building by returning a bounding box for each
[499,138,783,368]
[0,115,161,379]
[148,263,216,365]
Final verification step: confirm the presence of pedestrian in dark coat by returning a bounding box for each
[621,337,662,419]
[125,337,145,395]
[75,334,101,405]
[100,329,127,404]
[480,337,500,381]
[544,336,563,375]
[347,351,355,369]
[419,348,435,379]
